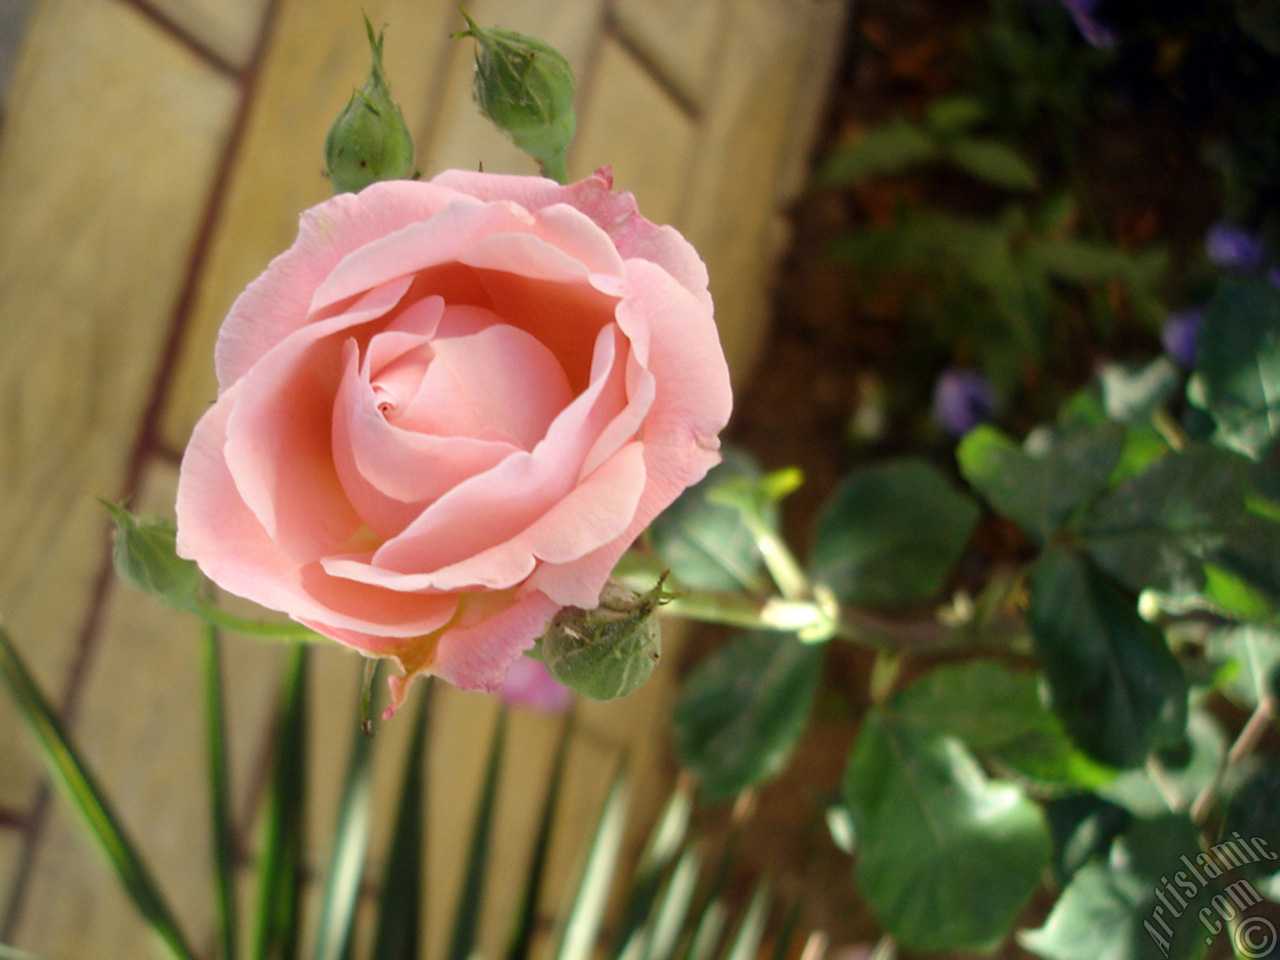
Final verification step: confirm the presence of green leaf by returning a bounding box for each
[372,683,431,960]
[447,708,508,960]
[1019,814,1211,960]
[1206,624,1280,710]
[944,137,1039,190]
[201,625,239,960]
[1029,547,1187,769]
[1194,279,1280,458]
[252,646,308,960]
[1043,794,1131,882]
[673,631,823,802]
[892,661,1114,788]
[647,449,772,593]
[0,628,200,960]
[817,118,939,185]
[314,671,377,960]
[842,709,1052,951]
[958,422,1125,542]
[925,95,986,133]
[809,458,979,605]
[1034,237,1142,283]
[550,762,630,960]
[1097,358,1183,426]
[0,945,44,960]
[1082,444,1280,607]
[1097,710,1226,817]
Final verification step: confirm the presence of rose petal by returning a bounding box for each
[216,181,463,389]
[176,386,459,638]
[431,168,712,309]
[385,589,562,712]
[310,199,529,314]
[333,342,519,539]
[400,305,573,448]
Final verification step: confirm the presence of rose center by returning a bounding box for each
[365,302,574,450]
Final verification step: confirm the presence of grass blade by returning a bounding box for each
[613,783,693,951]
[674,808,745,960]
[763,900,802,960]
[202,623,240,960]
[313,667,378,960]
[447,707,509,960]
[639,847,701,960]
[371,681,432,960]
[551,760,631,960]
[252,644,308,960]
[371,682,431,957]
[506,708,576,960]
[719,880,771,960]
[0,627,199,960]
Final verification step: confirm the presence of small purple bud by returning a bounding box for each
[498,656,572,712]
[932,368,997,437]
[1160,307,1204,369]
[1268,263,1280,289]
[1058,0,1116,48]
[1205,222,1266,271]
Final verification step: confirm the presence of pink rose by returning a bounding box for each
[176,169,731,710]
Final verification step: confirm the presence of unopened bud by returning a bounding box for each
[324,16,415,194]
[541,579,671,700]
[102,502,201,610]
[456,11,575,182]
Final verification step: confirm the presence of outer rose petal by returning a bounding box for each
[385,590,562,713]
[431,168,712,309]
[176,384,458,639]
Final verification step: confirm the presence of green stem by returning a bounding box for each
[540,151,569,185]
[741,515,810,601]
[190,600,321,642]
[201,624,239,960]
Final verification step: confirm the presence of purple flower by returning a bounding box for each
[1205,222,1266,271]
[1058,0,1116,49]
[1160,307,1204,369]
[932,368,997,437]
[498,656,572,712]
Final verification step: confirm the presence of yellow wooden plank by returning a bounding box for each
[9,804,169,959]
[612,0,727,111]
[0,827,20,914]
[570,37,696,230]
[0,0,238,811]
[676,0,850,387]
[148,0,266,71]
[8,463,289,957]
[158,0,456,453]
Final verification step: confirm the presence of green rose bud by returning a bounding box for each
[324,16,415,194]
[102,502,202,610]
[455,11,576,183]
[541,579,671,700]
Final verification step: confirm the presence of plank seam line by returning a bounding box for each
[0,0,285,939]
[116,0,242,78]
[602,2,703,122]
